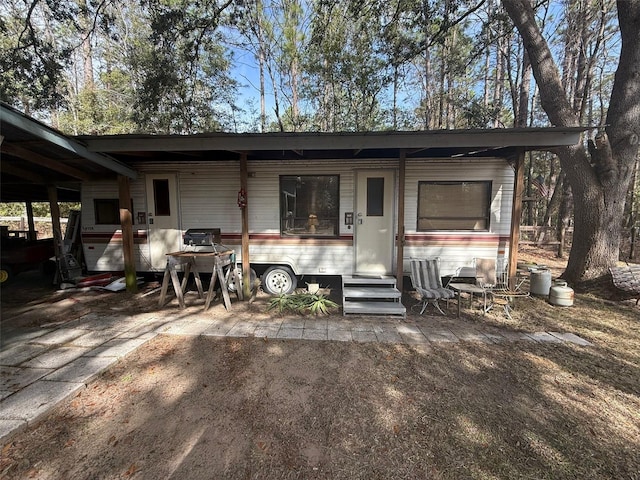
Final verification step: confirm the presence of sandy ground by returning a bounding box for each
[1,249,639,479]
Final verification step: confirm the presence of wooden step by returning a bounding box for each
[343,287,402,299]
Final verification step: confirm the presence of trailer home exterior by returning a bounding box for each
[79,129,583,302]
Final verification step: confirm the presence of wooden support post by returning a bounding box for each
[508,150,525,288]
[47,186,64,282]
[240,153,251,299]
[396,149,406,293]
[25,201,37,241]
[118,175,138,293]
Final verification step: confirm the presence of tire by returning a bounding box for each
[0,265,13,284]
[227,267,257,293]
[262,265,297,295]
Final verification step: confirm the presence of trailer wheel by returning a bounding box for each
[262,266,297,295]
[0,265,12,284]
[227,267,257,293]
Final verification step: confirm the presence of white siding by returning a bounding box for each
[81,180,149,272]
[81,156,514,277]
[402,158,513,275]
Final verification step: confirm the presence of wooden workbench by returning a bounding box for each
[158,250,239,311]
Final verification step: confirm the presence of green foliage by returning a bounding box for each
[0,202,80,217]
[0,1,76,110]
[130,0,239,134]
[267,291,338,316]
[0,0,623,139]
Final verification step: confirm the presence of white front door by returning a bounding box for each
[145,173,180,270]
[354,170,395,275]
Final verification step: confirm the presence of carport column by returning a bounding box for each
[507,149,525,288]
[47,186,64,282]
[395,149,406,293]
[240,152,251,299]
[26,201,37,241]
[118,175,138,293]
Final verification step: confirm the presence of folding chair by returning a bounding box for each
[409,258,455,315]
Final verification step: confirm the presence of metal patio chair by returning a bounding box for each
[482,259,529,319]
[409,258,455,315]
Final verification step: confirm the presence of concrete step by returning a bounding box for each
[343,287,402,299]
[342,276,397,287]
[342,301,406,316]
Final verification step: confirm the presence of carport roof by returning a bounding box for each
[2,101,586,203]
[79,127,585,163]
[1,103,136,202]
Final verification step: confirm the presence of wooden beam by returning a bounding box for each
[119,175,137,293]
[2,142,93,180]
[396,150,406,293]
[0,162,48,183]
[240,153,251,299]
[508,150,525,287]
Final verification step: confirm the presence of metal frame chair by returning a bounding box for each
[409,258,455,315]
[482,259,529,319]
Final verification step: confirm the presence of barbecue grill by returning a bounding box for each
[183,228,230,253]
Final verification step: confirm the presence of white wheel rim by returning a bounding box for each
[266,270,292,292]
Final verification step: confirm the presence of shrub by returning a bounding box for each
[267,292,338,315]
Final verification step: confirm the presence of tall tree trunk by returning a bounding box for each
[624,155,639,227]
[503,0,640,283]
[555,173,573,258]
[493,34,504,127]
[516,50,531,127]
[257,1,267,133]
[438,48,446,129]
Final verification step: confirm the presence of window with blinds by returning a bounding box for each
[417,181,491,231]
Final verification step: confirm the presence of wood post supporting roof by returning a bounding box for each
[240,153,251,299]
[508,149,526,286]
[47,186,63,281]
[118,175,137,293]
[396,150,406,292]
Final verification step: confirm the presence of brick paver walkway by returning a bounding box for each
[0,309,593,444]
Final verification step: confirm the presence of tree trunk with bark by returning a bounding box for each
[503,0,640,284]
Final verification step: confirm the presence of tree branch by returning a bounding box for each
[502,0,578,127]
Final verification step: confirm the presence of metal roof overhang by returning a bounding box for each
[80,127,585,163]
[1,103,137,203]
[2,99,585,203]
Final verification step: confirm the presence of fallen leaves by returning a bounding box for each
[124,463,138,476]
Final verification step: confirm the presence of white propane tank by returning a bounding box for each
[530,268,552,297]
[549,280,574,307]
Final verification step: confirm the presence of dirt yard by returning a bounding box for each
[1,246,639,479]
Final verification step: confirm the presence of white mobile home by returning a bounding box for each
[78,129,582,301]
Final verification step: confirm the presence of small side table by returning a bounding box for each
[449,283,486,318]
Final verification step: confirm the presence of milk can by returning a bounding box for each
[549,280,574,307]
[529,268,552,297]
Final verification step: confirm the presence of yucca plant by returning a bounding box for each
[306,293,338,315]
[267,293,291,314]
[266,291,338,315]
